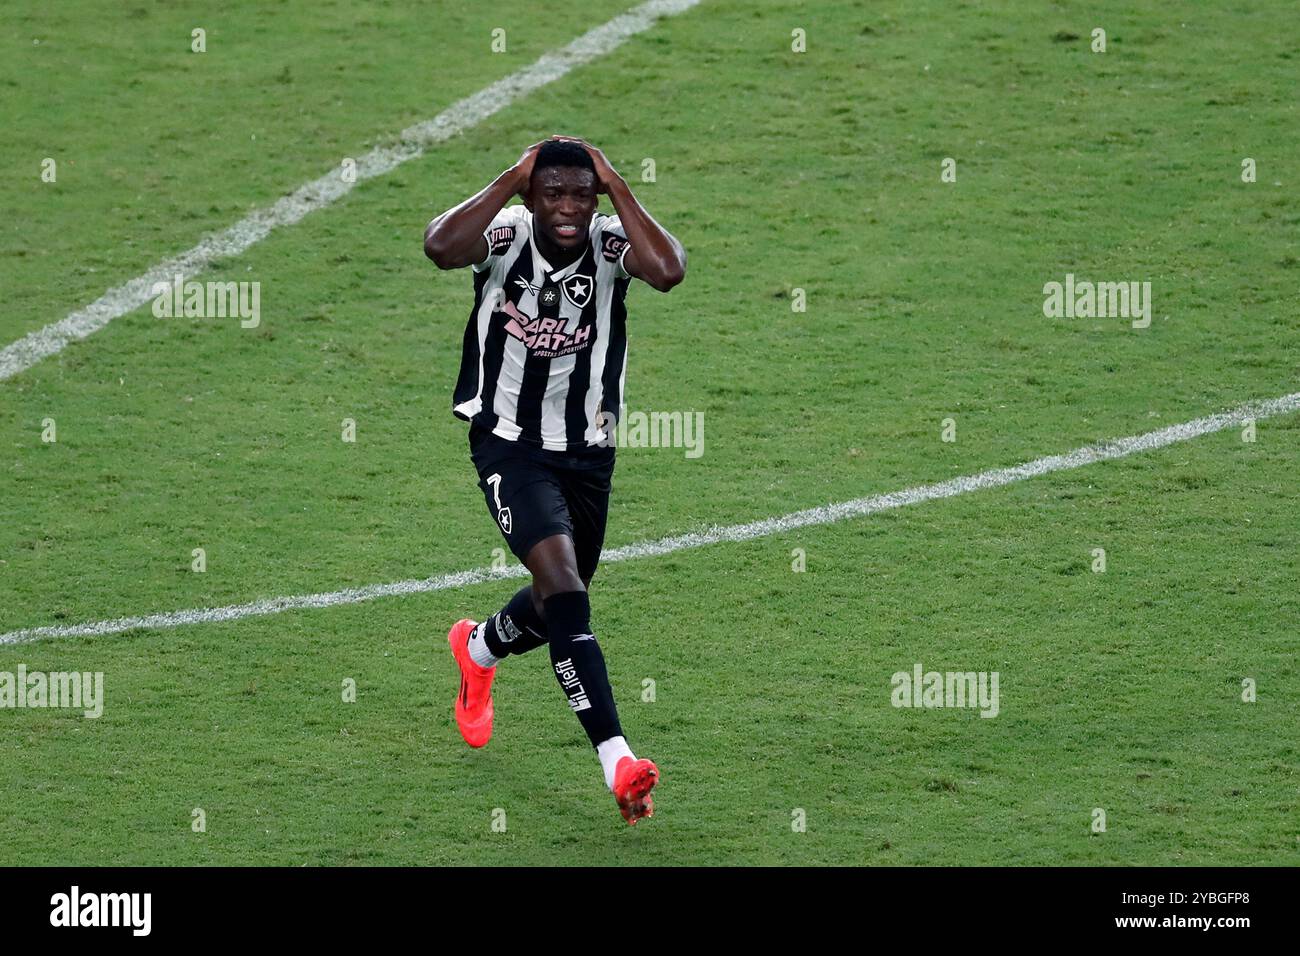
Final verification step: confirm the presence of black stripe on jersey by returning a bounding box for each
[478,247,538,432]
[511,293,556,440]
[452,268,493,419]
[562,258,604,442]
[599,276,631,426]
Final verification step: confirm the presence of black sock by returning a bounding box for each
[482,586,548,658]
[544,590,622,747]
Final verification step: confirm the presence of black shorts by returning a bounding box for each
[468,423,616,581]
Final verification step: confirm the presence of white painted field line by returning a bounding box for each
[3,391,1296,646]
[0,0,702,382]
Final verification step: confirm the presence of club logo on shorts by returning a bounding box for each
[486,472,512,534]
[561,274,594,309]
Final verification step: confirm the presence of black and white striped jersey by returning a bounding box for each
[451,204,633,452]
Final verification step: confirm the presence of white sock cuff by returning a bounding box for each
[467,620,503,668]
[596,735,635,791]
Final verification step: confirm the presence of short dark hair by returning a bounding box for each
[533,139,596,178]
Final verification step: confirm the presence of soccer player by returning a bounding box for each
[424,137,687,824]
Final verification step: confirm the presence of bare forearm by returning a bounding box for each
[424,167,522,269]
[605,176,686,291]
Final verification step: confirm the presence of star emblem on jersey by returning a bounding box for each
[561,274,594,309]
[540,287,559,307]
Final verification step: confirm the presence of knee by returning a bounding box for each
[533,567,585,602]
[524,534,586,602]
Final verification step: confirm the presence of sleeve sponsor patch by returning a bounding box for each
[487,225,516,255]
[601,233,629,263]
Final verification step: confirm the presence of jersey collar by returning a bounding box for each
[529,211,595,281]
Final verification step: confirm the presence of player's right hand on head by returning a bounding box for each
[512,141,546,197]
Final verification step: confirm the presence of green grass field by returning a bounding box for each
[1,0,1296,865]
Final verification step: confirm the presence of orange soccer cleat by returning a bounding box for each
[448,619,496,748]
[612,756,659,825]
